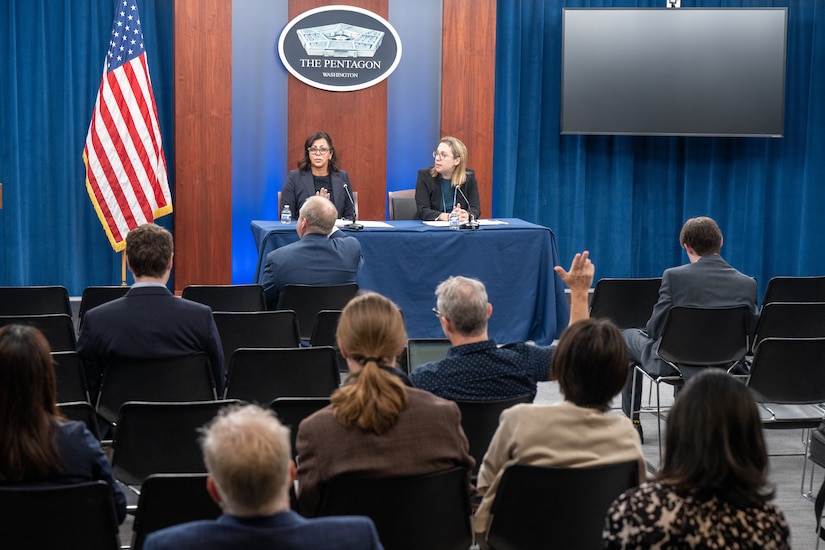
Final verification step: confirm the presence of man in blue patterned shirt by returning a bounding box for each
[410,252,593,401]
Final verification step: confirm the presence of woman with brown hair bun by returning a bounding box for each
[295,292,474,517]
[0,324,126,523]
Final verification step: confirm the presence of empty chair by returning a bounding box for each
[131,473,221,550]
[588,277,662,329]
[752,301,825,350]
[182,284,267,312]
[485,461,639,550]
[58,401,101,440]
[96,353,218,425]
[317,467,472,550]
[276,283,359,341]
[225,347,339,403]
[0,481,120,549]
[0,313,76,351]
[77,285,130,332]
[270,397,331,459]
[762,276,825,306]
[0,285,71,316]
[309,309,347,371]
[52,350,90,403]
[454,394,534,478]
[111,400,238,487]
[388,189,417,220]
[213,310,300,365]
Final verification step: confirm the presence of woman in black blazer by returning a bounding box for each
[415,136,481,221]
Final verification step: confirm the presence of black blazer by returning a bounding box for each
[281,169,355,220]
[415,168,481,221]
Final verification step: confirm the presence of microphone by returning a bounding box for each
[342,183,363,230]
[455,185,479,230]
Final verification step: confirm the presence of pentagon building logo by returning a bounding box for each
[278,6,402,92]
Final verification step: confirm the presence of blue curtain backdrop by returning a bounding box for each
[493,0,824,301]
[0,0,174,294]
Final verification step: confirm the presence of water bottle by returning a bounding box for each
[449,210,460,230]
[280,205,291,224]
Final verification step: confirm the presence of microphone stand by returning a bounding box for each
[456,185,479,230]
[342,183,363,230]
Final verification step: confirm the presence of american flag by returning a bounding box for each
[83,0,172,252]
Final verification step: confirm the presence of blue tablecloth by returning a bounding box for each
[250,219,568,345]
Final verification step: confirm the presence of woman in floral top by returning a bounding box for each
[603,369,790,549]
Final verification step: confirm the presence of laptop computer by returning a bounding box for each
[404,338,452,374]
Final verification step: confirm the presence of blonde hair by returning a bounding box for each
[200,404,291,515]
[429,136,468,188]
[332,292,408,434]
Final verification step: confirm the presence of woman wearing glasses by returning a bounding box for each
[281,131,355,220]
[415,136,481,221]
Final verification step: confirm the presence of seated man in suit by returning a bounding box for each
[621,216,758,441]
[409,251,593,401]
[260,196,363,309]
[143,404,383,550]
[77,223,224,401]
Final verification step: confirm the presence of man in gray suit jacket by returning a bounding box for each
[143,404,383,550]
[260,196,363,309]
[621,217,758,436]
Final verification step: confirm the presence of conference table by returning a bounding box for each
[250,219,569,345]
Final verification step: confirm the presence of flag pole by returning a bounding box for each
[121,251,127,286]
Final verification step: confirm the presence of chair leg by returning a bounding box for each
[656,380,664,468]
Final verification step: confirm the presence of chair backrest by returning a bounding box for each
[78,285,130,331]
[0,313,77,351]
[131,473,221,550]
[52,350,90,403]
[753,302,825,349]
[0,285,71,315]
[111,400,238,486]
[748,337,825,404]
[486,461,640,550]
[589,277,662,330]
[276,283,359,341]
[182,284,266,312]
[657,306,750,368]
[58,401,101,440]
[213,310,300,365]
[225,347,340,403]
[455,395,534,478]
[96,353,217,424]
[317,467,472,550]
[0,481,120,549]
[309,310,347,371]
[270,397,331,459]
[762,276,825,306]
[388,189,416,220]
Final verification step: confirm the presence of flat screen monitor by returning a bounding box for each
[561,8,788,137]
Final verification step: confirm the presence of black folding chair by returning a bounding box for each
[762,276,825,306]
[213,310,301,365]
[58,400,101,440]
[276,283,358,341]
[0,313,76,351]
[182,284,266,312]
[52,350,90,403]
[309,310,347,370]
[0,285,71,315]
[77,285,130,332]
[589,277,662,330]
[270,397,331,459]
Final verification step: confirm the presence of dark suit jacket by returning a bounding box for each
[415,168,481,221]
[295,387,474,517]
[76,285,225,400]
[143,511,383,550]
[626,254,758,376]
[281,169,355,219]
[260,231,363,309]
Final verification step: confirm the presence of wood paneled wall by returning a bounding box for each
[173,0,233,291]
[441,0,496,219]
[287,0,389,221]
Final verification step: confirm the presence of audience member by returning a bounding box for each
[474,318,645,543]
[415,136,481,221]
[296,292,474,516]
[409,251,593,401]
[144,404,382,549]
[0,325,126,523]
[603,369,790,549]
[259,196,363,309]
[621,216,758,439]
[280,131,355,220]
[77,223,224,400]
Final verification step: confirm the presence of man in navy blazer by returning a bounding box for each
[621,217,758,437]
[77,223,225,401]
[143,404,383,550]
[260,196,363,309]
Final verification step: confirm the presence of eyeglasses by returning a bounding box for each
[308,147,331,155]
[432,307,443,318]
[432,151,454,160]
